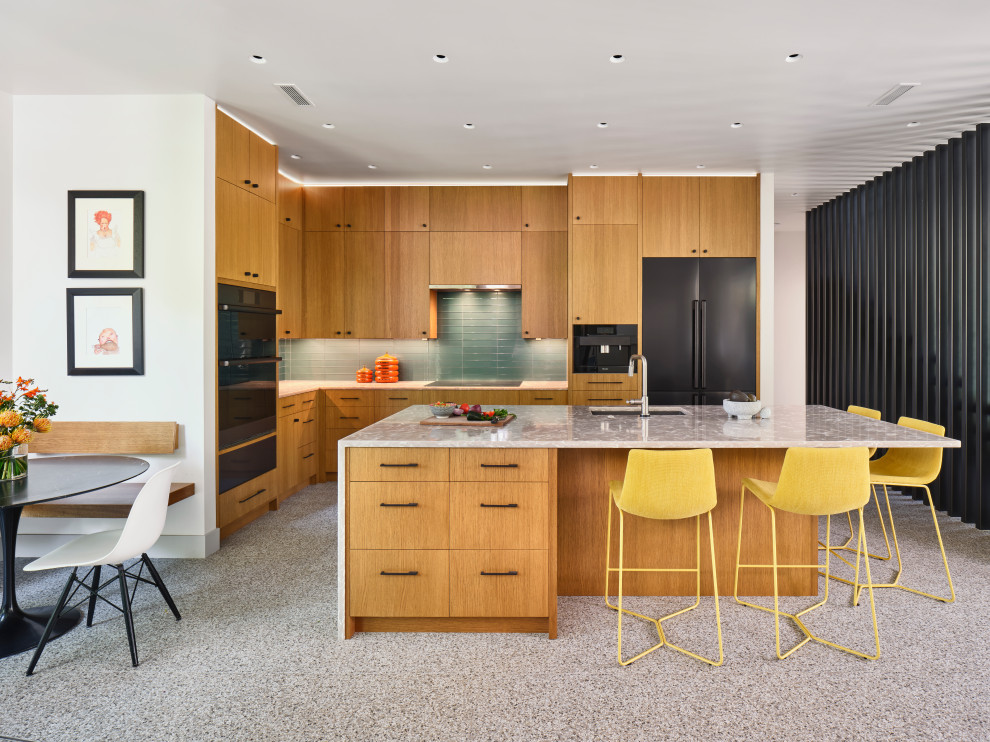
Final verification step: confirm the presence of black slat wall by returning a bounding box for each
[806,124,989,529]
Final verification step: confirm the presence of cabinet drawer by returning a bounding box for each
[349,550,449,617]
[517,391,567,405]
[449,449,548,482]
[450,550,548,617]
[568,390,635,406]
[278,395,310,417]
[569,373,640,391]
[349,447,450,482]
[296,413,318,445]
[325,406,377,429]
[299,442,317,479]
[324,389,375,406]
[349,482,449,549]
[450,483,547,549]
[377,390,428,407]
[217,469,276,527]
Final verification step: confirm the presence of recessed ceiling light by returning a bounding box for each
[251,55,266,64]
[730,122,743,128]
[322,123,335,129]
[907,121,920,127]
[589,164,599,169]
[696,164,706,169]
[610,54,624,63]
[597,122,608,128]
[433,54,448,63]
[785,53,803,63]
[368,164,377,169]
[482,164,493,169]
[290,154,301,160]
[463,123,475,129]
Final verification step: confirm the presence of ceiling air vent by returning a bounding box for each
[275,83,314,107]
[869,83,920,106]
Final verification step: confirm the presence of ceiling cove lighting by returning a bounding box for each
[216,106,277,145]
[251,55,266,64]
[610,54,624,63]
[433,54,448,63]
[785,53,803,63]
[322,123,335,129]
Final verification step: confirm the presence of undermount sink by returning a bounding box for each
[589,407,687,416]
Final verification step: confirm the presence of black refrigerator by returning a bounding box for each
[643,257,757,405]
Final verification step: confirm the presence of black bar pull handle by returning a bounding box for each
[480,571,518,576]
[302,419,315,424]
[587,381,622,385]
[281,403,296,409]
[303,453,315,459]
[480,463,519,468]
[692,299,700,389]
[700,299,707,389]
[238,488,266,504]
[480,503,518,508]
[340,416,360,420]
[379,463,419,468]
[380,502,419,507]
[387,397,409,401]
[380,571,419,576]
[340,397,360,400]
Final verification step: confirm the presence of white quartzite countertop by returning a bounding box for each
[338,405,960,449]
[278,380,568,398]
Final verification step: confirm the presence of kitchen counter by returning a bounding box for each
[278,379,568,398]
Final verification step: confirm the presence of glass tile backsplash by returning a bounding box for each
[279,291,567,382]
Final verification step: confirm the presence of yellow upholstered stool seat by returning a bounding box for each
[605,449,722,667]
[734,447,881,660]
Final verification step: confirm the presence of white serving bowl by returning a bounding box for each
[722,399,762,419]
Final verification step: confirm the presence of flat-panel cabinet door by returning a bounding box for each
[216,178,251,283]
[642,177,700,257]
[570,225,638,324]
[429,186,521,231]
[277,224,304,338]
[344,187,385,231]
[216,110,250,189]
[429,232,521,285]
[700,177,758,257]
[521,232,567,338]
[249,133,277,203]
[699,258,757,394]
[277,174,302,228]
[249,195,277,286]
[302,232,346,337]
[571,177,638,225]
[642,258,699,394]
[385,232,431,338]
[520,186,567,231]
[304,187,345,231]
[345,232,387,338]
[385,186,430,231]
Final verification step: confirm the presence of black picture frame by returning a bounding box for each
[66,288,145,376]
[67,190,145,278]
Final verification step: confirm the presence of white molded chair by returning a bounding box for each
[25,462,182,675]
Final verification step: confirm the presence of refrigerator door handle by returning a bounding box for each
[700,299,707,389]
[692,300,700,389]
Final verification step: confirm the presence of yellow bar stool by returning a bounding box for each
[856,416,955,603]
[734,447,880,660]
[604,449,723,667]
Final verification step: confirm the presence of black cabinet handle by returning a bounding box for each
[252,183,259,188]
[285,217,291,222]
[575,316,581,320]
[238,488,266,504]
[294,418,299,422]
[252,273,259,277]
[702,249,708,254]
[335,331,342,335]
[303,419,315,424]
[575,215,581,220]
[336,224,341,228]
[379,463,419,468]
[480,503,518,508]
[380,571,418,576]
[421,223,427,228]
[346,223,351,228]
[244,271,251,276]
[345,331,352,335]
[588,381,622,385]
[524,223,529,227]
[534,397,553,400]
[480,571,518,576]
[387,397,409,401]
[285,330,291,334]
[380,502,419,507]
[422,331,427,335]
[524,330,530,334]
[340,397,360,400]
[244,180,251,185]
[692,249,698,253]
[282,403,295,409]
[303,453,315,459]
[339,416,359,420]
[480,463,518,468]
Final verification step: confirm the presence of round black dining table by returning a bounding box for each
[0,455,149,658]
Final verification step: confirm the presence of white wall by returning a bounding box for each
[773,230,807,405]
[12,94,217,557]
[0,91,12,380]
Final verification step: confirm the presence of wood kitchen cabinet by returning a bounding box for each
[302,232,345,337]
[700,177,759,257]
[216,178,277,287]
[571,176,638,225]
[216,109,276,202]
[304,187,385,231]
[385,186,430,231]
[345,232,388,337]
[521,232,567,338]
[520,186,567,231]
[430,186,521,231]
[643,177,701,257]
[570,225,638,324]
[302,232,386,338]
[277,224,304,338]
[277,392,318,504]
[429,232,521,285]
[277,174,303,229]
[385,232,433,338]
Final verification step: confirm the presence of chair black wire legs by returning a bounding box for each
[141,554,181,621]
[26,568,78,676]
[116,565,139,667]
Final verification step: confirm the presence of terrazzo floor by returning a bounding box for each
[1,484,988,742]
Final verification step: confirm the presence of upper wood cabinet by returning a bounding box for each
[303,187,385,231]
[521,232,567,339]
[277,174,303,229]
[429,232,521,285]
[301,232,345,337]
[571,177,638,225]
[345,232,388,337]
[385,187,430,231]
[385,232,432,338]
[643,177,700,257]
[700,177,759,257]
[520,186,567,231]
[430,187,521,231]
[216,178,277,287]
[215,109,276,203]
[277,224,304,338]
[570,225,638,324]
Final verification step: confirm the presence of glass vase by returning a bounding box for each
[0,444,28,481]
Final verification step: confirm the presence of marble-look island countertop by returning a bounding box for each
[339,404,960,449]
[278,380,568,398]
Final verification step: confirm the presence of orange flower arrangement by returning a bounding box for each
[0,377,58,479]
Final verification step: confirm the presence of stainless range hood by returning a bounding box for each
[429,284,521,291]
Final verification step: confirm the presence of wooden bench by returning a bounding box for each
[22,421,195,518]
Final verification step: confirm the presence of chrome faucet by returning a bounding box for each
[626,354,649,418]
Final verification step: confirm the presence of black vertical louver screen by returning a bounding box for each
[807,123,988,529]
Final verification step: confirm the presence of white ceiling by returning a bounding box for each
[3,0,990,231]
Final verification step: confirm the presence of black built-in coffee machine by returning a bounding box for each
[572,324,638,374]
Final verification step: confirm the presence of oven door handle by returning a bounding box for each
[219,304,282,316]
[220,357,282,367]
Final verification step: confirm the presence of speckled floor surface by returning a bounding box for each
[1,484,988,742]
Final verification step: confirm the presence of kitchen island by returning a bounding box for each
[337,404,959,639]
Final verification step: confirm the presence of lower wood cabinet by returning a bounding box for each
[218,469,276,528]
[449,550,548,618]
[277,392,318,503]
[349,550,449,618]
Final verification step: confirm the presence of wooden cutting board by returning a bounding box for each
[419,414,516,427]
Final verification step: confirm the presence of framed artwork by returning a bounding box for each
[67,190,145,278]
[66,288,144,376]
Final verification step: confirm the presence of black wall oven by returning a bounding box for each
[218,284,279,455]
